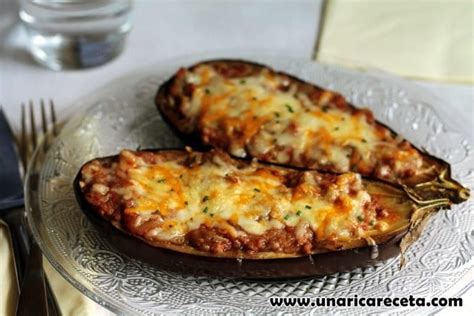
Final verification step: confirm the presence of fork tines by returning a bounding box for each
[20,99,57,171]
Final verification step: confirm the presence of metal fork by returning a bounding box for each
[16,99,61,316]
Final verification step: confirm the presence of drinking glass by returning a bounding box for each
[19,0,133,70]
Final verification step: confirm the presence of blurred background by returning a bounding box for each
[0,0,471,129]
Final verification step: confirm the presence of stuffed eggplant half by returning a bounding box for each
[75,149,446,277]
[155,60,469,205]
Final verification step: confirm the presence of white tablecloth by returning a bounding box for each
[0,0,472,315]
[1,0,472,131]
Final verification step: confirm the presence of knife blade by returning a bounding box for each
[0,108,24,210]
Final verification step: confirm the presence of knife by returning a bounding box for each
[0,108,49,315]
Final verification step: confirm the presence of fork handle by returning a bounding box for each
[16,242,48,316]
[3,209,62,316]
[2,208,30,282]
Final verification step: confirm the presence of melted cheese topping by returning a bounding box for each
[183,65,423,179]
[106,150,376,242]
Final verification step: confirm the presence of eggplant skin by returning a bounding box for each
[77,196,404,278]
[155,59,469,205]
[74,148,415,278]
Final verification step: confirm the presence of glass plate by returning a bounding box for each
[25,54,474,315]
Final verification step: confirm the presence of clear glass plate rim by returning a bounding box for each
[24,51,474,315]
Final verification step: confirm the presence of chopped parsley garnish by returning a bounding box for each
[205,88,211,94]
[179,174,183,179]
[285,104,294,113]
[202,195,209,202]
[157,178,166,183]
[322,105,330,112]
[357,215,364,222]
[210,213,214,217]
[252,97,258,101]
[369,219,376,226]
[203,207,208,213]
[254,188,261,192]
[305,205,312,209]
[240,79,246,84]
[284,214,290,221]
[334,127,340,131]
[296,210,302,216]
[274,112,280,118]
[361,138,367,143]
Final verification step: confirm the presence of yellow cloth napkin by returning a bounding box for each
[0,223,17,316]
[0,223,112,316]
[315,0,474,83]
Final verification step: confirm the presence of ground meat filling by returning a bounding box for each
[186,226,312,255]
[80,160,123,221]
[163,61,432,186]
[79,150,384,257]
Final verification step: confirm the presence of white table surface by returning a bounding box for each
[0,0,472,314]
[1,0,472,132]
